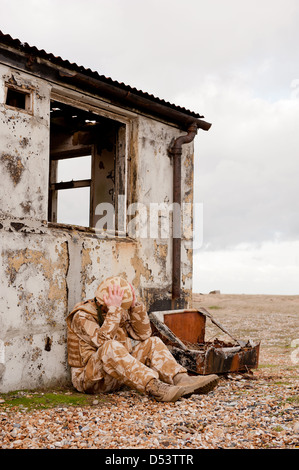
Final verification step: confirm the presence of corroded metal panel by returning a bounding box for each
[149,309,260,375]
[164,310,206,344]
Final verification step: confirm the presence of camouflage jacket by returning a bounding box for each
[66,299,152,368]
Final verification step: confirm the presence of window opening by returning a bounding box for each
[5,86,32,112]
[57,187,90,227]
[57,155,91,182]
[49,100,126,231]
[55,155,91,227]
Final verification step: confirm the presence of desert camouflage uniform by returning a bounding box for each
[66,299,187,394]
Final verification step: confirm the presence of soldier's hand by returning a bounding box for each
[103,285,124,308]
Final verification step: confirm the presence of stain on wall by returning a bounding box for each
[0,153,24,185]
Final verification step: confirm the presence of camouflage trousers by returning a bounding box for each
[71,336,187,394]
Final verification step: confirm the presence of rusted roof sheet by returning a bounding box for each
[0,30,204,121]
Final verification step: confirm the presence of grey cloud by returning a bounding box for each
[1,0,299,258]
[191,80,299,250]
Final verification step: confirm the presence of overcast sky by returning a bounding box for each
[1,0,299,295]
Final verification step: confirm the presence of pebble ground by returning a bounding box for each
[0,367,298,449]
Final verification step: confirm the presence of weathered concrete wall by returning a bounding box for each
[134,117,194,310]
[0,64,50,219]
[0,63,194,392]
[0,227,69,391]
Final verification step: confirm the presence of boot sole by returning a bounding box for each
[181,375,219,398]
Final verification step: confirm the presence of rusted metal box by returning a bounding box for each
[149,308,260,375]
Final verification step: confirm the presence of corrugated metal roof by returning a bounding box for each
[0,30,204,120]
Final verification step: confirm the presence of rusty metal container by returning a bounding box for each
[149,308,260,375]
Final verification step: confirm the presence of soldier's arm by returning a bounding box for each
[71,306,124,348]
[126,302,152,341]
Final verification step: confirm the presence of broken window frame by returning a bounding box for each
[48,95,128,234]
[48,147,93,226]
[4,83,33,114]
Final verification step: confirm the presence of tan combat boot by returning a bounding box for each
[173,372,219,397]
[145,378,187,402]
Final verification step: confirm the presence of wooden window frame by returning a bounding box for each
[48,98,128,234]
[4,83,33,114]
[48,147,93,226]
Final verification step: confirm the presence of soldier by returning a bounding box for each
[66,276,219,402]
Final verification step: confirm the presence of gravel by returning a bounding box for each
[0,367,298,449]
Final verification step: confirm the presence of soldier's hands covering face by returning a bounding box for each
[103,285,124,308]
